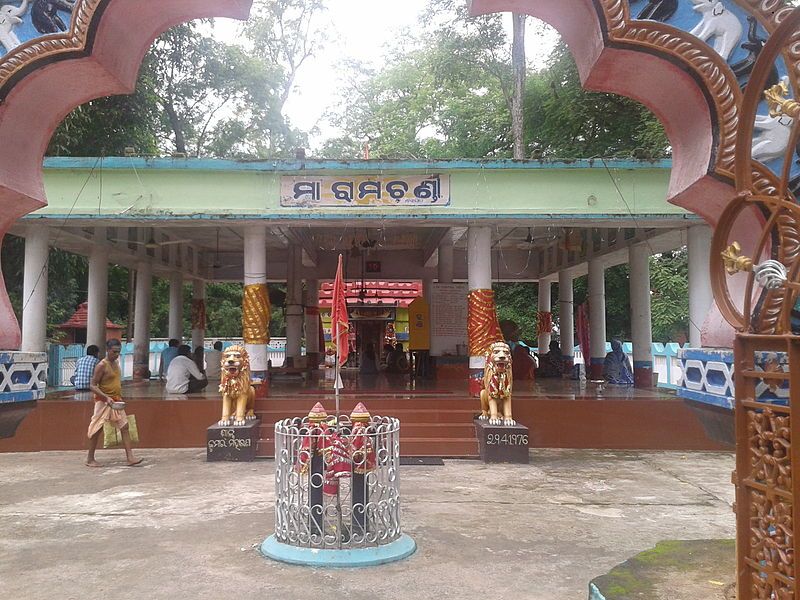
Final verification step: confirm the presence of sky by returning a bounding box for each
[213,1,559,148]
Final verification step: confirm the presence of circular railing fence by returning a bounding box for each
[273,414,402,549]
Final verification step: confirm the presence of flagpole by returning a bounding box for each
[334,319,340,431]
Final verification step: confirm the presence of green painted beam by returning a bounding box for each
[32,158,683,220]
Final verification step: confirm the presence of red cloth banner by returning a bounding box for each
[536,311,552,335]
[331,254,350,366]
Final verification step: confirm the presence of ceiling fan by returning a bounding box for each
[210,228,241,270]
[112,227,190,250]
[515,227,558,249]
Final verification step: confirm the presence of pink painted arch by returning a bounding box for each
[470,0,735,224]
[470,0,751,346]
[0,0,253,349]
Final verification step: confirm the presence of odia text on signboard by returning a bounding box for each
[280,174,450,207]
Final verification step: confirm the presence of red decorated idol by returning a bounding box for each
[350,402,376,474]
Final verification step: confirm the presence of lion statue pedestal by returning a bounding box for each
[474,341,529,464]
[206,345,260,462]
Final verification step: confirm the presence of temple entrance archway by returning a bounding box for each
[0,0,798,597]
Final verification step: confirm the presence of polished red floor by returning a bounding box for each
[0,371,726,454]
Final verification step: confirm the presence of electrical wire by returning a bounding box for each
[599,157,704,337]
[20,157,102,315]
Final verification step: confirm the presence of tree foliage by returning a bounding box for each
[4,0,691,350]
[322,3,669,161]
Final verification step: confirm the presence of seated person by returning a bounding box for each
[158,338,180,381]
[386,343,409,373]
[165,345,208,394]
[72,344,100,390]
[500,319,536,381]
[536,340,564,378]
[603,339,634,385]
[193,346,205,374]
[381,344,394,369]
[205,341,223,380]
[512,341,537,381]
[360,342,379,375]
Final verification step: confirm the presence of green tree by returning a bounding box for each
[649,249,689,343]
[525,43,670,159]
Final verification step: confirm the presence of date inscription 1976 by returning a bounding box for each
[486,433,528,446]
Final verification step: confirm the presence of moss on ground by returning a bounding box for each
[591,539,735,599]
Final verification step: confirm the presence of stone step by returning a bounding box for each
[254,396,475,412]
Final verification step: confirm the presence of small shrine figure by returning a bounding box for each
[350,402,376,474]
[296,401,329,474]
[295,402,351,496]
[322,424,351,495]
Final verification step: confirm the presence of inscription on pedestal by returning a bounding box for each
[206,420,260,462]
[474,418,530,464]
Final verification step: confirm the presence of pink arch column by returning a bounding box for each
[0,0,253,350]
[469,0,755,347]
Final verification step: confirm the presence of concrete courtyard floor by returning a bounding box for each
[0,449,735,600]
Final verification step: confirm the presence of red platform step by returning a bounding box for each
[253,395,479,458]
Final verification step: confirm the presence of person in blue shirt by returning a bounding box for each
[72,345,100,390]
[158,338,180,381]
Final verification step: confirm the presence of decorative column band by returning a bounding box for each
[305,306,319,316]
[191,299,206,330]
[243,283,271,345]
[467,289,503,356]
[537,311,552,335]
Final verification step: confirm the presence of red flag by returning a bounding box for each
[331,254,349,366]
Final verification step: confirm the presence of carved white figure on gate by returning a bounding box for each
[752,113,793,164]
[0,0,28,53]
[689,0,743,62]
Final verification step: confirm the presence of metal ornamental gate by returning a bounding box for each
[734,334,798,599]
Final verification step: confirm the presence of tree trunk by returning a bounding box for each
[511,13,526,160]
[163,100,187,155]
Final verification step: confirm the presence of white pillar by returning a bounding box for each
[588,258,607,379]
[687,225,713,348]
[168,272,183,342]
[285,245,303,363]
[86,231,109,350]
[305,278,320,365]
[629,243,653,387]
[559,270,574,369]
[243,226,267,373]
[21,227,49,353]
[467,227,492,291]
[133,260,152,379]
[192,279,206,352]
[191,279,206,353]
[438,234,454,284]
[422,276,434,301]
[537,279,552,352]
[467,226,492,394]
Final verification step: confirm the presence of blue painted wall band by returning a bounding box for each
[43,156,674,172]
